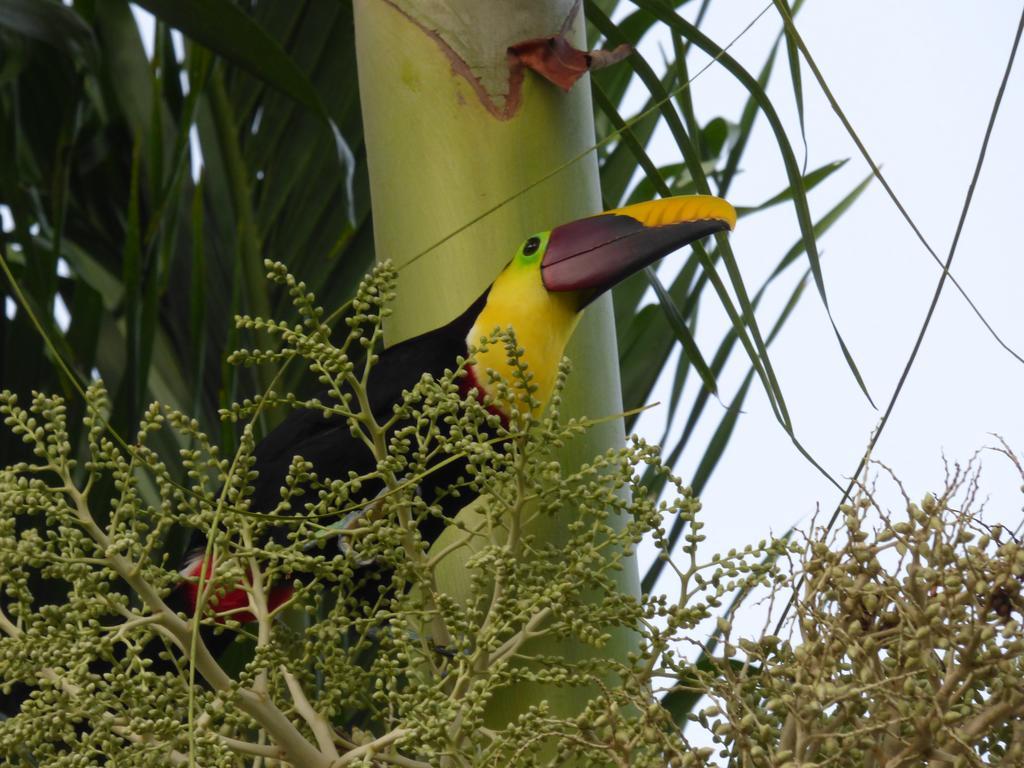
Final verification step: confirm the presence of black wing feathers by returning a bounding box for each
[247,290,489,513]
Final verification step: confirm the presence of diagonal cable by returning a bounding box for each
[775,3,1024,634]
[772,0,1024,366]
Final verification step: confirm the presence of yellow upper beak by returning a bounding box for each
[603,195,737,231]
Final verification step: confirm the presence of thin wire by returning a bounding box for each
[0,3,774,451]
[774,2,1024,635]
[771,0,1024,367]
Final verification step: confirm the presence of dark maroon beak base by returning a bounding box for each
[540,214,731,306]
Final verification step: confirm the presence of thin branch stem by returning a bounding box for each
[282,666,340,760]
[331,729,414,767]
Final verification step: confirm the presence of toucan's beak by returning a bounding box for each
[541,195,736,307]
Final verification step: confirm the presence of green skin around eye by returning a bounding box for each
[516,231,550,267]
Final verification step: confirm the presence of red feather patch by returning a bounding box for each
[180,552,294,623]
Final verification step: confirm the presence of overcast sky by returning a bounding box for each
[625,2,1024,590]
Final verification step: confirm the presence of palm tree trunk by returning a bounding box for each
[354,0,640,724]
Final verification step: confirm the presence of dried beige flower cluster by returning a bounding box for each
[693,455,1024,766]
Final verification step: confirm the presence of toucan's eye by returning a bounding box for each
[522,236,541,256]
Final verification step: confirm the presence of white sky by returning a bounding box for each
[626,2,1024,597]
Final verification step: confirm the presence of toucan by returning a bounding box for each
[0,195,737,722]
[177,194,736,620]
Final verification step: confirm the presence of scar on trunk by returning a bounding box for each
[508,36,633,92]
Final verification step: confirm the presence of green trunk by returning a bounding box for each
[354,0,639,724]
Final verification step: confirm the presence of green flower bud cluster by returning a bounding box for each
[4,262,1016,766]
